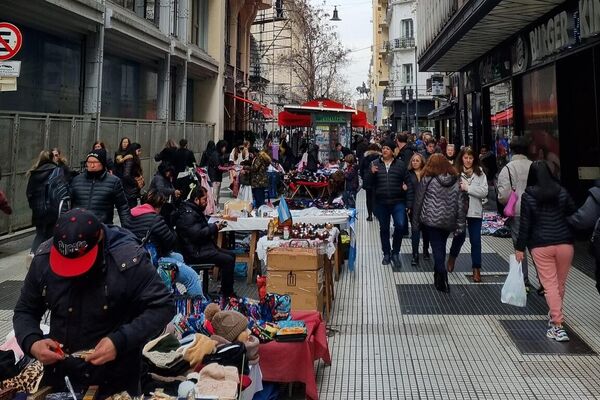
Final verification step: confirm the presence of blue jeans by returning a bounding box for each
[449,217,482,268]
[375,202,406,256]
[426,226,451,273]
[252,187,266,208]
[159,252,204,297]
[267,172,279,199]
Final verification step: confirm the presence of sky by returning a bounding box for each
[314,0,374,103]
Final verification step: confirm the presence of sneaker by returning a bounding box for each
[391,254,402,269]
[382,254,391,265]
[546,325,570,342]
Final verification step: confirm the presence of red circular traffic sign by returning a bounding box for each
[0,22,22,61]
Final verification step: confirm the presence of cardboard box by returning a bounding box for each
[267,247,325,271]
[267,268,324,312]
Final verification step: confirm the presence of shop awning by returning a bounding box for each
[283,98,357,115]
[229,94,274,119]
[491,107,513,126]
[419,0,564,72]
[278,99,371,128]
[427,102,455,120]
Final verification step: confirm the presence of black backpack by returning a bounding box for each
[45,167,70,217]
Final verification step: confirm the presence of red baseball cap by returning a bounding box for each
[49,209,102,277]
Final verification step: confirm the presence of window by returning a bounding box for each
[402,64,413,84]
[401,19,414,38]
[192,0,209,50]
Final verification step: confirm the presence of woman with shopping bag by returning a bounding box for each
[515,161,576,342]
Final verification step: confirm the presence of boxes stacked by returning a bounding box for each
[267,246,325,312]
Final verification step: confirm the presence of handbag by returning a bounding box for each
[503,167,519,217]
[135,174,145,189]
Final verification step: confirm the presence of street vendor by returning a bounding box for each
[13,209,175,396]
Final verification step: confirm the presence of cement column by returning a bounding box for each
[174,62,187,121]
[157,55,170,121]
[83,32,102,115]
[177,0,188,42]
[158,0,171,36]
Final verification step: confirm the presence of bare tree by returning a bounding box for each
[280,0,350,102]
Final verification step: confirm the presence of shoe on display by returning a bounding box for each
[546,325,570,342]
[382,254,391,265]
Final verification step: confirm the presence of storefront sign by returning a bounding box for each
[529,11,573,63]
[313,113,348,124]
[579,0,600,38]
[511,36,529,74]
[479,47,511,86]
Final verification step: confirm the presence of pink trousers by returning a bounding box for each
[531,244,574,326]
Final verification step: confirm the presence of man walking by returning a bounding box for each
[13,209,175,395]
[365,139,413,268]
[70,149,130,225]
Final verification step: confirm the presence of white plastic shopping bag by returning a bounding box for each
[501,254,527,307]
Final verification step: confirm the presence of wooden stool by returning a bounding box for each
[189,263,216,296]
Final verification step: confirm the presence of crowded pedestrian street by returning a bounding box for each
[1,0,600,399]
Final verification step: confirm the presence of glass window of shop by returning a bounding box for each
[101,54,158,119]
[520,65,560,177]
[0,26,82,114]
[489,80,513,170]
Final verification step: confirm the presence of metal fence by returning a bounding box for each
[0,112,215,235]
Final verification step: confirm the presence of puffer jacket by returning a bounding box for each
[412,174,466,233]
[497,155,532,217]
[150,173,176,198]
[13,225,175,396]
[26,162,59,224]
[70,170,130,225]
[516,186,576,251]
[359,150,381,190]
[460,170,488,218]
[122,158,142,201]
[567,184,600,230]
[250,152,271,189]
[365,156,413,205]
[172,200,220,262]
[406,170,421,208]
[125,204,176,258]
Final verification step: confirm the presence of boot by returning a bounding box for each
[366,213,373,221]
[411,254,419,267]
[447,256,456,273]
[433,272,441,290]
[437,272,450,293]
[472,267,481,283]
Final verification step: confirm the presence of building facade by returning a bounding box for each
[370,0,390,128]
[417,0,600,202]
[384,0,435,133]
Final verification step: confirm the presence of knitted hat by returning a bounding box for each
[86,148,107,168]
[204,303,221,322]
[210,311,248,343]
[381,139,395,151]
[196,364,239,400]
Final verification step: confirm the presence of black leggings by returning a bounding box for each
[365,188,375,217]
[198,248,236,296]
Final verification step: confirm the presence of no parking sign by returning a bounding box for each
[0,23,22,61]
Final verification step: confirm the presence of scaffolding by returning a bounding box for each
[250,0,295,134]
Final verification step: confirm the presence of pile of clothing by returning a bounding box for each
[0,333,45,396]
[481,212,511,237]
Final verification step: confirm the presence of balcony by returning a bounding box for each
[379,41,390,54]
[391,37,415,50]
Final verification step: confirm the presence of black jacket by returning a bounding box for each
[154,147,178,167]
[207,150,224,183]
[26,162,59,224]
[406,170,420,208]
[175,148,197,174]
[395,144,414,164]
[516,186,576,251]
[365,156,413,205]
[125,205,177,258]
[172,200,219,261]
[150,173,176,198]
[13,226,175,395]
[358,150,381,190]
[567,185,600,230]
[122,158,142,200]
[70,170,130,225]
[355,140,369,163]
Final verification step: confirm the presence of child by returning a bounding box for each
[343,154,359,209]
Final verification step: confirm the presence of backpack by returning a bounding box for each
[45,167,70,217]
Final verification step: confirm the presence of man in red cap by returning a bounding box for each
[13,208,175,395]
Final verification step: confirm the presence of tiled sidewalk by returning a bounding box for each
[1,191,600,399]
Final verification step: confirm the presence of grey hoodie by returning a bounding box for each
[412,174,466,233]
[567,184,600,230]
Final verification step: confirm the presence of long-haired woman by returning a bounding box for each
[122,142,144,208]
[407,152,427,266]
[412,154,466,292]
[114,137,131,178]
[26,150,60,252]
[516,161,576,342]
[447,147,488,282]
